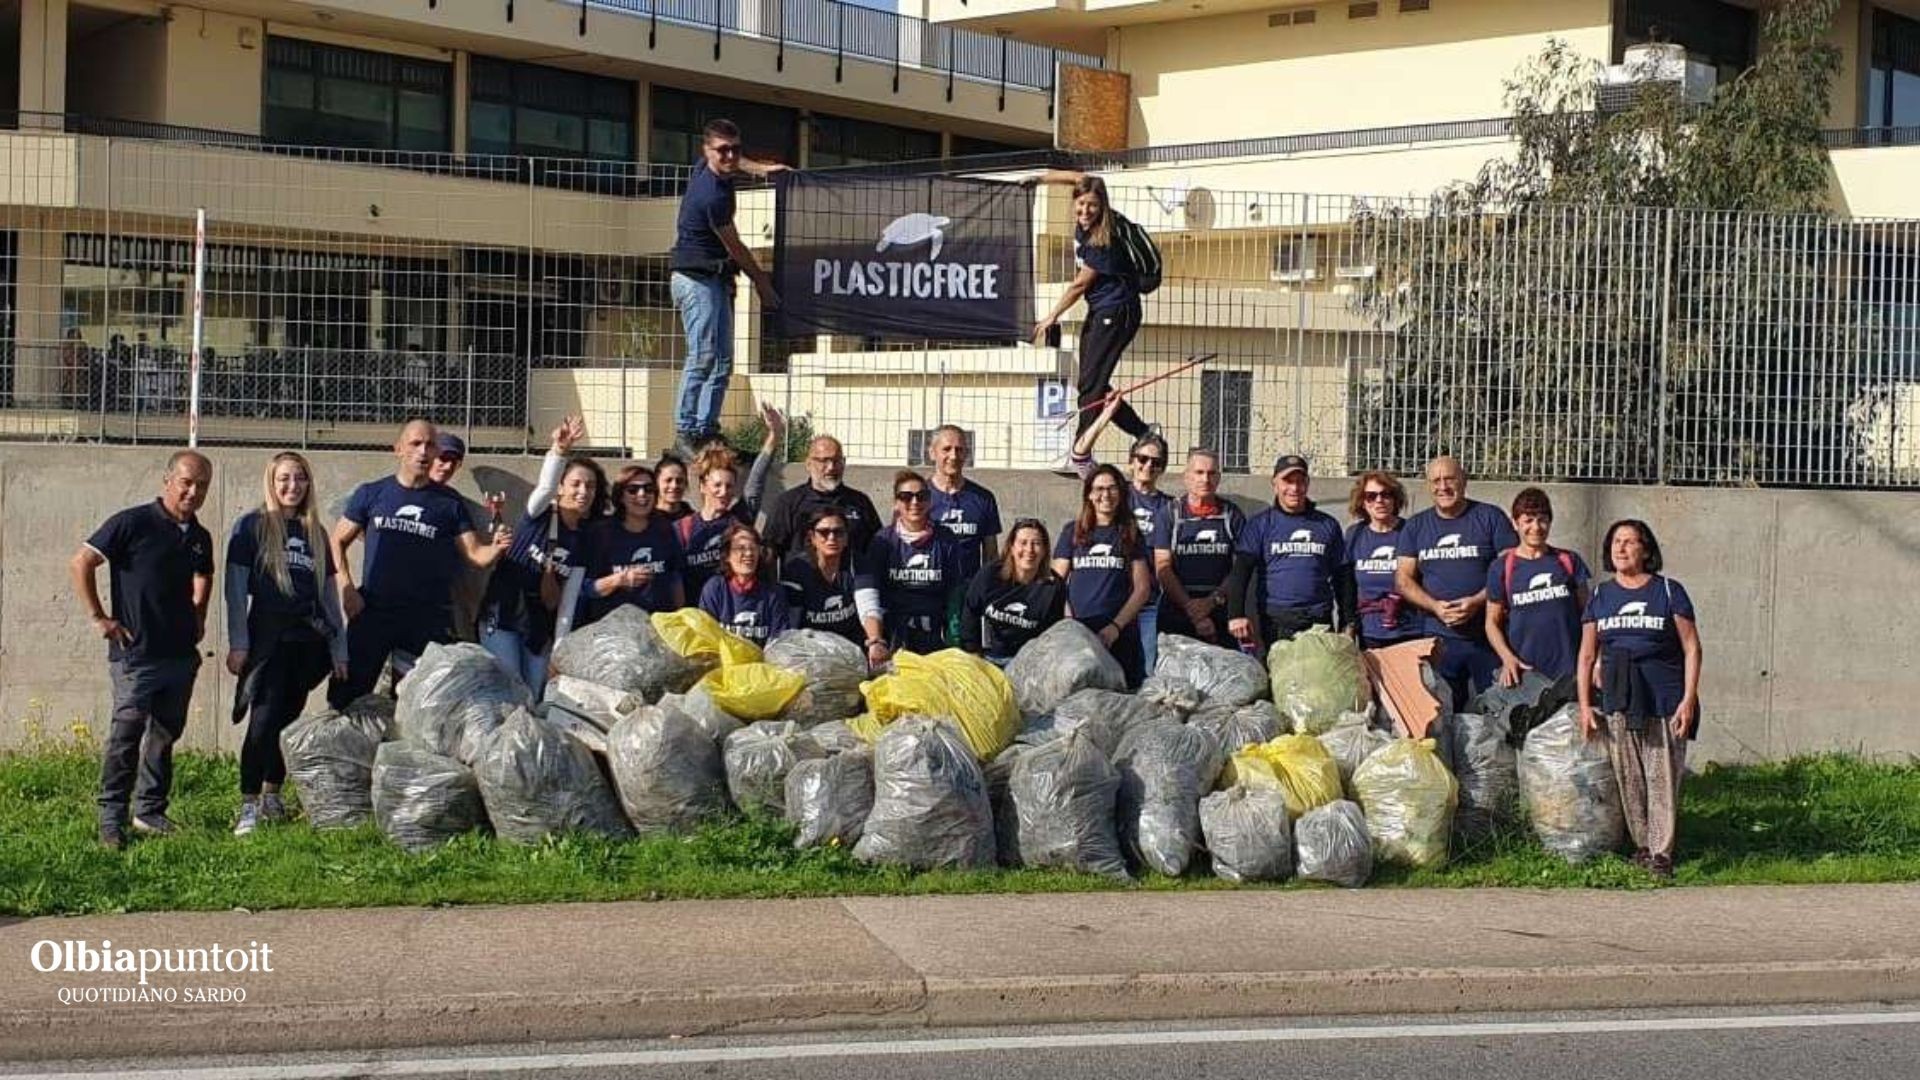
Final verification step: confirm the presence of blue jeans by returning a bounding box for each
[1136,603,1159,678]
[672,271,734,437]
[481,625,549,698]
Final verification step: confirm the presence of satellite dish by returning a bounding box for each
[1183,187,1216,233]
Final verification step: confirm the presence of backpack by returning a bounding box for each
[1110,212,1163,295]
[1502,547,1576,598]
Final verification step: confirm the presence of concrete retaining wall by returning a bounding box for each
[2,444,1912,763]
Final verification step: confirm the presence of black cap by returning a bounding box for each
[435,433,467,460]
[1272,454,1309,478]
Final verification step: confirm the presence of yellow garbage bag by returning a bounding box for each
[653,609,761,669]
[856,650,1020,759]
[700,662,805,722]
[1221,734,1343,820]
[1352,737,1457,869]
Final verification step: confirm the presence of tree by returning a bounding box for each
[1348,0,1893,486]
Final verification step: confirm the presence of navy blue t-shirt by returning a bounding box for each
[1154,497,1244,602]
[779,554,864,645]
[699,575,795,644]
[1345,521,1409,642]
[670,162,735,271]
[228,511,326,622]
[1054,520,1147,624]
[584,516,685,618]
[930,480,1002,582]
[1584,575,1697,717]
[1487,548,1591,681]
[1075,226,1139,314]
[1131,487,1173,602]
[342,477,473,613]
[87,500,215,661]
[675,504,753,602]
[482,510,589,643]
[1395,500,1519,639]
[1236,503,1348,617]
[860,527,963,632]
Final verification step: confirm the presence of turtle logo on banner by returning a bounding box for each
[773,173,1032,343]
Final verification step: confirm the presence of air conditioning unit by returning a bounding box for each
[1599,42,1717,112]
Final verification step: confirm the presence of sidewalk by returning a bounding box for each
[5,884,1919,1062]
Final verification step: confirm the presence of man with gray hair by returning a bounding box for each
[760,434,880,560]
[1395,454,1519,709]
[926,424,1001,581]
[71,450,215,850]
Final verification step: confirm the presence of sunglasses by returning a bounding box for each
[813,526,848,539]
[895,489,930,503]
[1132,454,1166,469]
[435,453,463,464]
[710,143,742,157]
[625,482,655,495]
[1362,490,1393,503]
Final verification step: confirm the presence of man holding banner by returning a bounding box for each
[671,119,785,456]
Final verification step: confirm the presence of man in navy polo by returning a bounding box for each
[71,450,215,849]
[671,117,786,456]
[1225,453,1353,650]
[926,425,1002,581]
[1395,454,1521,710]
[328,419,508,706]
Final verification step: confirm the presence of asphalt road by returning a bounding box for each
[7,1006,1919,1080]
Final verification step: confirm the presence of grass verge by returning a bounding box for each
[3,749,1917,916]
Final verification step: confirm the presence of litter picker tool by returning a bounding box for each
[1055,352,1217,426]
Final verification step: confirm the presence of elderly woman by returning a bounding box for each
[699,522,794,645]
[1576,519,1703,880]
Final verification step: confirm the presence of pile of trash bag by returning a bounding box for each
[658,686,743,745]
[763,631,868,727]
[1186,699,1283,756]
[550,605,705,700]
[543,676,642,728]
[1049,689,1181,757]
[1009,729,1130,880]
[394,643,530,765]
[1140,634,1269,713]
[1351,738,1457,869]
[653,607,762,669]
[1003,620,1126,718]
[724,721,830,816]
[607,703,729,835]
[853,715,995,870]
[472,707,632,844]
[785,750,874,849]
[1317,715,1394,796]
[371,741,486,851]
[1294,799,1373,887]
[1224,734,1344,820]
[857,650,1020,760]
[1199,785,1293,883]
[984,744,1029,867]
[702,663,806,722]
[1267,628,1372,735]
[1440,711,1518,840]
[1113,720,1223,876]
[1518,706,1626,864]
[279,695,394,829]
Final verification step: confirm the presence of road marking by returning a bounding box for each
[16,1010,1920,1079]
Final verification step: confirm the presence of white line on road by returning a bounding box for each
[15,1010,1920,1080]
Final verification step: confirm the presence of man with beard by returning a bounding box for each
[760,435,880,560]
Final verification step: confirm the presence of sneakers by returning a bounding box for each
[233,801,261,837]
[99,823,127,851]
[1646,854,1675,880]
[261,793,288,822]
[130,814,177,837]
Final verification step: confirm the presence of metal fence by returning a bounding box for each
[1,127,1916,487]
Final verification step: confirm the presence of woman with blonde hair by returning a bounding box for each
[225,451,348,835]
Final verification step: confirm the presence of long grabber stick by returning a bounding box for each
[1055,352,1217,426]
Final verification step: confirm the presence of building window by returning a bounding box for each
[1869,8,1920,129]
[469,57,634,161]
[950,134,1031,158]
[649,86,799,168]
[808,114,940,168]
[1272,236,1319,282]
[263,37,451,151]
[1199,370,1252,474]
[1613,0,1756,86]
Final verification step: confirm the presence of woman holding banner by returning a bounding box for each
[1032,171,1155,445]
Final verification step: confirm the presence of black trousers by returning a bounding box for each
[99,655,200,825]
[240,634,332,793]
[1076,614,1145,688]
[328,605,449,709]
[1074,304,1149,441]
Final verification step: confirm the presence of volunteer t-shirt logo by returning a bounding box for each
[938,506,979,537]
[374,503,440,538]
[1356,544,1398,574]
[989,599,1039,630]
[891,549,943,584]
[614,547,666,575]
[1077,542,1127,571]
[824,595,845,610]
[1420,532,1482,561]
[1597,599,1665,631]
[1270,527,1328,557]
[1511,570,1571,607]
[285,535,317,573]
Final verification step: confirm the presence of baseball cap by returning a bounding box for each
[1272,453,1309,478]
[435,433,467,460]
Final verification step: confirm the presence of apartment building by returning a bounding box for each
[0,0,1091,452]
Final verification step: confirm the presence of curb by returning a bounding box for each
[6,959,1920,1062]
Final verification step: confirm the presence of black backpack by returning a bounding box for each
[1111,212,1163,295]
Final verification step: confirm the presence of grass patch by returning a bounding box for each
[4,749,1918,916]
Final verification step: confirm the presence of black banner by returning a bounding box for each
[773,173,1031,343]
